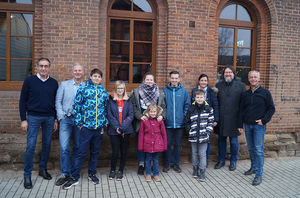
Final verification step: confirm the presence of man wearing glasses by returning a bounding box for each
[214,66,246,171]
[19,57,58,189]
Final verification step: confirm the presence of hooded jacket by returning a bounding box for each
[163,83,190,128]
[185,101,214,143]
[73,78,109,130]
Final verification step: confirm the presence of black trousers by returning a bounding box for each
[110,134,130,171]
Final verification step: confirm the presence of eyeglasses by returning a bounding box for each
[224,71,233,74]
[39,65,50,68]
[117,88,124,90]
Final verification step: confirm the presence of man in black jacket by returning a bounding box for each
[215,66,246,171]
[238,70,275,186]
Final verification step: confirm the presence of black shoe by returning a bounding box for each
[39,169,52,180]
[137,165,144,175]
[214,161,225,169]
[88,174,99,184]
[173,164,181,173]
[24,176,32,189]
[252,177,262,186]
[198,169,206,182]
[162,165,170,173]
[244,169,256,175]
[229,162,236,171]
[55,175,70,186]
[192,166,198,178]
[109,170,115,180]
[63,177,79,190]
[116,170,123,181]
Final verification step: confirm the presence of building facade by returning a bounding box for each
[0,0,299,166]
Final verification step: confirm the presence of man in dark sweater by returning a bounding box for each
[19,57,58,189]
[238,70,275,186]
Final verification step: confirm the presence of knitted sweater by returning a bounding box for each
[19,75,58,121]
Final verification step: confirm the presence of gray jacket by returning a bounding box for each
[131,88,166,132]
[55,79,85,121]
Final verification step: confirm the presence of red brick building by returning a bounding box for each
[0,0,299,166]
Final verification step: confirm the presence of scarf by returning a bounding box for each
[138,82,160,106]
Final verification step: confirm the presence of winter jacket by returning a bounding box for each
[163,83,190,128]
[107,95,135,135]
[191,86,219,123]
[73,78,109,130]
[131,88,166,132]
[138,118,167,153]
[185,101,214,143]
[239,86,275,127]
[216,79,246,137]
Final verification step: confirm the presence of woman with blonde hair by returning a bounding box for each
[107,81,134,181]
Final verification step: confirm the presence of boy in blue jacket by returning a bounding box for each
[163,71,190,173]
[63,69,109,190]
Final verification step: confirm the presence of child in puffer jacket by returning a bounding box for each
[138,104,167,182]
[185,90,214,182]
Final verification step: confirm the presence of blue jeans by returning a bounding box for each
[71,127,103,180]
[24,115,54,177]
[145,152,159,176]
[218,135,239,163]
[244,124,266,177]
[136,133,145,165]
[165,128,183,166]
[191,142,207,170]
[59,117,80,176]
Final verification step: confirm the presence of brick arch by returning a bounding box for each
[98,0,168,89]
[207,0,278,89]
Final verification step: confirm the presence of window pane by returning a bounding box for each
[11,13,33,36]
[10,60,32,81]
[217,66,225,82]
[0,13,6,34]
[110,19,130,40]
[133,43,152,62]
[10,0,32,3]
[110,63,129,83]
[219,27,234,46]
[112,0,131,11]
[11,37,32,58]
[237,5,251,21]
[133,64,152,83]
[236,67,250,85]
[218,47,233,65]
[0,36,6,57]
[110,42,129,62]
[134,21,152,41]
[133,0,152,12]
[220,4,236,20]
[0,60,6,81]
[237,29,251,48]
[237,48,251,66]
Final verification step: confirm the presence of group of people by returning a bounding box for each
[19,57,275,190]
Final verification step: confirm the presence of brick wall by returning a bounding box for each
[0,0,300,166]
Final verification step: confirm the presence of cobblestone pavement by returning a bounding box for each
[0,157,299,198]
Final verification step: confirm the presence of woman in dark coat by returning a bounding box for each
[191,74,219,160]
[107,81,134,181]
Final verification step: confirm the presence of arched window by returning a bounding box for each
[218,2,256,84]
[107,0,156,90]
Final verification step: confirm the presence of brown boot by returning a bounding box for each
[153,176,161,182]
[145,175,152,182]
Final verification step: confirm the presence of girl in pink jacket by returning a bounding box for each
[138,104,167,182]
